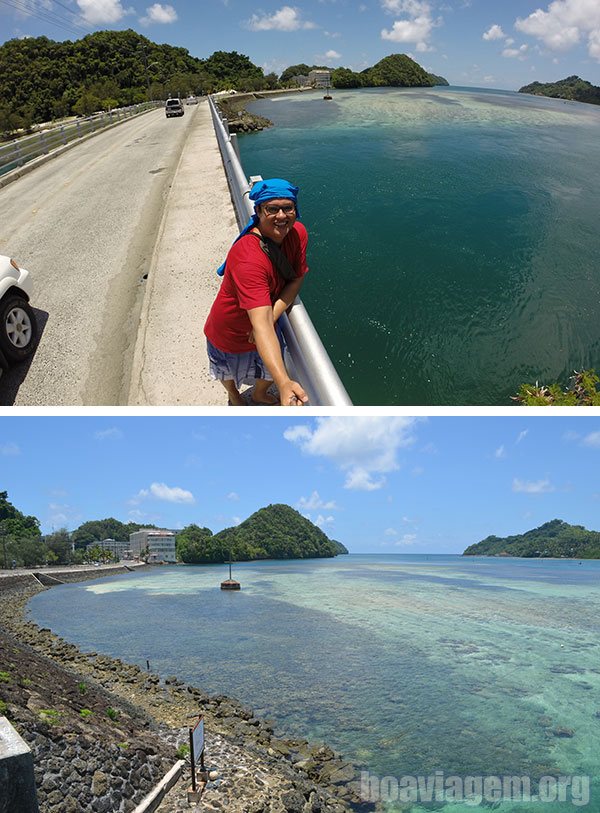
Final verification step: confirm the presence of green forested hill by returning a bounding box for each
[0,30,269,130]
[463,520,600,558]
[176,504,348,564]
[519,76,600,106]
[330,53,448,89]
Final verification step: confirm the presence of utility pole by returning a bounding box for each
[0,521,8,570]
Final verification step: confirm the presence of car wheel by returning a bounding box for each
[0,294,38,363]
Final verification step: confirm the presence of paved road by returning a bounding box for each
[0,107,198,405]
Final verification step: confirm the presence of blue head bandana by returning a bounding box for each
[217,178,300,276]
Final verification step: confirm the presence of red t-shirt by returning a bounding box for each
[204,221,309,354]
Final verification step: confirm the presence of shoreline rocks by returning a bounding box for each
[0,571,380,812]
[215,97,273,133]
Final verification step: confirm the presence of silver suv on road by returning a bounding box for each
[165,98,184,117]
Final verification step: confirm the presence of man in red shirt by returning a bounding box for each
[204,178,309,406]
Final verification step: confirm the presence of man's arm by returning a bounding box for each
[272,276,304,322]
[247,305,308,406]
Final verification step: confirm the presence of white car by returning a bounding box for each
[0,256,38,371]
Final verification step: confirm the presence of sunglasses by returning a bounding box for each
[262,204,296,216]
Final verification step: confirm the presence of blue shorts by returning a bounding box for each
[206,339,273,389]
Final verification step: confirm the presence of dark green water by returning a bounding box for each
[238,87,600,405]
[29,556,600,811]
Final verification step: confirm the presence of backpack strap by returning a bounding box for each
[247,232,297,282]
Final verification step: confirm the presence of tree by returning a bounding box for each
[331,68,364,89]
[43,528,71,565]
[176,525,217,563]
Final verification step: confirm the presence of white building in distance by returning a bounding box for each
[308,70,331,88]
[129,529,176,563]
[86,538,129,559]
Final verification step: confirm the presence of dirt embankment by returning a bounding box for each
[0,571,380,813]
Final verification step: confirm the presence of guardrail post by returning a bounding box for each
[222,118,230,136]
[76,120,81,138]
[230,132,241,162]
[39,130,48,154]
[60,125,67,145]
[14,139,23,166]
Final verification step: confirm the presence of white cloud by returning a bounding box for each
[590,28,600,59]
[583,431,600,448]
[285,417,419,491]
[382,16,434,45]
[382,0,429,13]
[296,491,338,511]
[140,3,177,24]
[380,0,438,50]
[227,491,240,501]
[76,0,128,25]
[515,0,600,59]
[94,427,123,440]
[247,6,316,31]
[512,478,555,494]
[232,516,242,525]
[47,501,80,528]
[385,527,398,536]
[395,533,417,546]
[495,445,506,459]
[483,24,505,40]
[283,425,312,443]
[516,430,529,444]
[0,442,20,455]
[502,44,529,59]
[505,37,515,45]
[135,482,195,504]
[315,514,334,527]
[325,49,341,59]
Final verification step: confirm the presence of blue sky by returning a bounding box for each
[2,415,600,552]
[2,1,600,89]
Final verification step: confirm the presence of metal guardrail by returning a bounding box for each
[208,95,352,406]
[0,102,162,178]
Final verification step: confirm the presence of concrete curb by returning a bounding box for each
[0,107,159,190]
[132,760,186,813]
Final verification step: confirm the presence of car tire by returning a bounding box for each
[0,294,38,363]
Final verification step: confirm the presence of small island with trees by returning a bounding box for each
[463,519,600,558]
[519,75,600,106]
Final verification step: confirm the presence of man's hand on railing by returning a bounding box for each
[279,379,308,407]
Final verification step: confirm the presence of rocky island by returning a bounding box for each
[463,519,600,558]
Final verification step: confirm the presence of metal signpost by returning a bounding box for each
[188,715,206,799]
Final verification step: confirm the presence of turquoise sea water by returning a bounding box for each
[238,87,600,405]
[29,555,600,811]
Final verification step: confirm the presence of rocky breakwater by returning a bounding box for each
[0,573,381,813]
[216,97,272,134]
